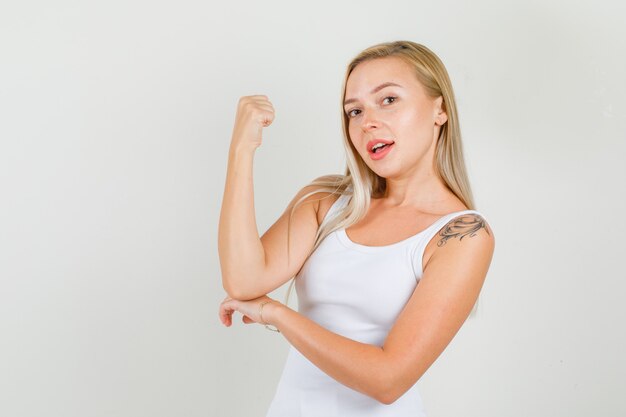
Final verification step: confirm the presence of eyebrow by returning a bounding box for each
[343,82,403,107]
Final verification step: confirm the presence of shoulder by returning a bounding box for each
[287,175,339,206]
[287,175,345,224]
[436,212,495,247]
[424,212,495,272]
[314,174,348,225]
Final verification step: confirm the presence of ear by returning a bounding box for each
[434,96,448,125]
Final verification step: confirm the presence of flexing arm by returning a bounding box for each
[218,95,331,301]
[261,216,495,404]
[218,96,274,298]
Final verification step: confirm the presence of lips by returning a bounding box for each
[367,138,395,154]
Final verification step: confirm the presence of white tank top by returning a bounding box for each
[266,193,485,417]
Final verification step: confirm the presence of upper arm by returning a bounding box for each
[238,178,333,300]
[380,215,495,403]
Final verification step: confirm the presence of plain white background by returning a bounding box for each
[1,0,624,416]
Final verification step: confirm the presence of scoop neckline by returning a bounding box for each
[336,209,480,252]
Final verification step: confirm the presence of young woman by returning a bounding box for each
[218,40,495,416]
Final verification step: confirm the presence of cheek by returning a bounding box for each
[396,108,424,128]
[395,110,432,142]
[348,124,361,148]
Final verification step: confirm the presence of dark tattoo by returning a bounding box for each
[437,214,490,247]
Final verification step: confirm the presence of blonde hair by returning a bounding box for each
[281,40,481,317]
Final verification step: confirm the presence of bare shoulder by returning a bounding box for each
[423,212,495,271]
[315,192,342,226]
[436,212,495,247]
[286,175,343,227]
[382,211,495,402]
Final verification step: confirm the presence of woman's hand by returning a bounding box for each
[219,294,281,327]
[230,95,275,153]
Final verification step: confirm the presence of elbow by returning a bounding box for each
[377,390,397,406]
[376,375,417,405]
[373,371,398,405]
[378,386,403,406]
[222,283,239,300]
[220,260,266,301]
[222,280,246,300]
[221,276,244,300]
[221,274,236,297]
[370,355,399,405]
[222,277,262,301]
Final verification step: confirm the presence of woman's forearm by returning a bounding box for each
[218,145,266,298]
[264,302,392,404]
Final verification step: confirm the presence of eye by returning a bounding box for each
[346,108,361,118]
[345,96,396,119]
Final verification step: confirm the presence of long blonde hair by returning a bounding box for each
[281,40,481,317]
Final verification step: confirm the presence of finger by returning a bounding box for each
[262,113,275,125]
[219,307,227,325]
[219,300,229,315]
[255,102,274,110]
[240,95,268,104]
[252,100,274,111]
[218,305,226,324]
[220,305,235,326]
[257,109,275,119]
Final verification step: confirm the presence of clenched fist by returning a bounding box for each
[230,95,275,152]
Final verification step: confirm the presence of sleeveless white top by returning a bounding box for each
[266,193,485,417]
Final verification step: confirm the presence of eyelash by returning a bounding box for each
[346,96,397,118]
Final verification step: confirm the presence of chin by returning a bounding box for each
[370,167,395,179]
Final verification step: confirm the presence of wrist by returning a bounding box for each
[229,142,257,159]
[263,301,287,327]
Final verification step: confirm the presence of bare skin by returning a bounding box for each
[316,193,468,272]
[219,56,495,404]
[317,55,481,268]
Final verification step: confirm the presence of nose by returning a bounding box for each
[360,108,380,132]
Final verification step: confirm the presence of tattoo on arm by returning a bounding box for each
[437,215,490,247]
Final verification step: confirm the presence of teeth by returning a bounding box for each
[372,143,387,151]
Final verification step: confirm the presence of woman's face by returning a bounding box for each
[343,56,447,179]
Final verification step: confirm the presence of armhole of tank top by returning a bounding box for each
[410,210,486,281]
